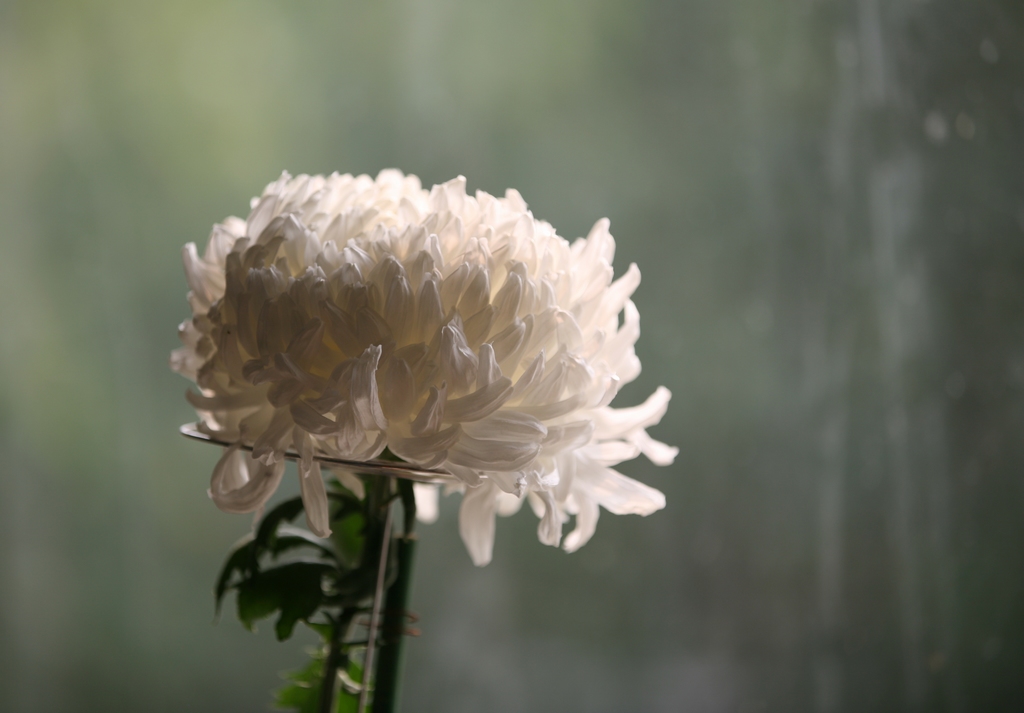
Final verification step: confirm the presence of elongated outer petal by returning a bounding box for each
[583,440,642,467]
[209,446,286,514]
[536,490,563,547]
[590,263,640,328]
[591,386,673,439]
[413,483,440,524]
[627,429,679,466]
[299,461,331,537]
[459,481,499,566]
[581,465,666,516]
[211,445,248,493]
[496,491,525,517]
[563,497,600,553]
[328,467,366,499]
[182,243,219,309]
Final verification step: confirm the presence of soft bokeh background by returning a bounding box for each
[1,1,1022,711]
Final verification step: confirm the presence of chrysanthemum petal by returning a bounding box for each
[327,467,365,499]
[351,345,388,431]
[591,386,673,439]
[209,447,286,514]
[583,440,642,466]
[563,497,600,553]
[462,411,547,441]
[536,490,563,547]
[580,465,666,516]
[413,483,440,524]
[388,425,461,464]
[443,377,513,423]
[458,481,498,567]
[299,461,331,537]
[439,323,478,393]
[628,429,679,466]
[447,434,540,472]
[496,491,525,517]
[410,383,446,437]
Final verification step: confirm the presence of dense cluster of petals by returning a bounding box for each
[172,170,676,565]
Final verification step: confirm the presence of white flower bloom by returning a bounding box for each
[172,170,676,564]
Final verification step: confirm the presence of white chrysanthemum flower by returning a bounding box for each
[172,170,676,565]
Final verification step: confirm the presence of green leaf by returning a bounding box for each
[254,497,307,552]
[235,560,335,641]
[326,475,366,502]
[214,533,256,616]
[272,525,338,561]
[329,491,363,521]
[235,578,280,630]
[336,689,359,713]
[303,621,334,640]
[330,512,366,570]
[253,491,359,553]
[274,651,322,713]
[274,681,318,713]
[343,658,365,696]
[327,565,379,607]
[274,646,360,713]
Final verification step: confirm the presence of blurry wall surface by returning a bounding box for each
[1,1,1022,711]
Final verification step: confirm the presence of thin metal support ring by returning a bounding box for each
[179,423,454,484]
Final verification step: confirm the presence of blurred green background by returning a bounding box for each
[1,0,1022,711]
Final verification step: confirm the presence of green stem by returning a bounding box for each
[313,476,418,713]
[317,617,343,713]
[373,536,417,713]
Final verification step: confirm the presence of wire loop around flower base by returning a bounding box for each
[179,423,455,484]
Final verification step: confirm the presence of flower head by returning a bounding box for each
[173,170,676,565]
